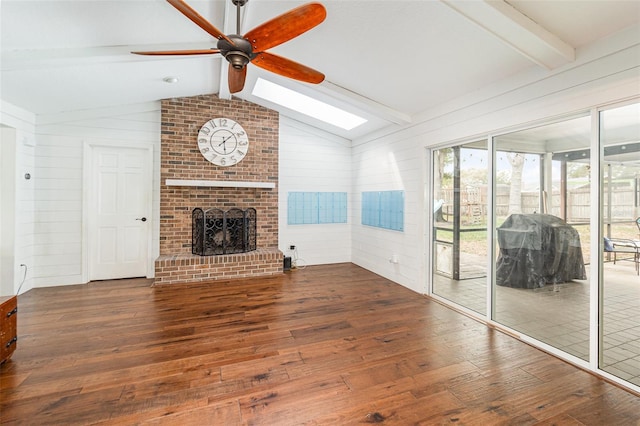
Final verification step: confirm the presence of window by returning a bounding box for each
[252,78,367,130]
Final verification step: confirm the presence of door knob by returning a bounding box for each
[136,217,147,222]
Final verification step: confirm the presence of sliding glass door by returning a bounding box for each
[429,100,640,392]
[492,115,591,361]
[599,102,640,386]
[431,141,488,315]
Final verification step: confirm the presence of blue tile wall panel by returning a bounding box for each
[361,190,404,231]
[288,192,347,225]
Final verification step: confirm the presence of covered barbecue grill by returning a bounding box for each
[496,214,586,288]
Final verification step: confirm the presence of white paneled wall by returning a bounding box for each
[1,127,18,296]
[32,134,84,286]
[1,102,36,295]
[2,24,638,291]
[5,101,353,288]
[6,102,349,287]
[15,131,36,294]
[32,103,161,287]
[351,134,426,294]
[351,30,640,295]
[279,117,352,266]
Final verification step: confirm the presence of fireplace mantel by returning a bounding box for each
[165,179,275,189]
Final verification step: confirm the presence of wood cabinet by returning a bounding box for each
[0,295,17,364]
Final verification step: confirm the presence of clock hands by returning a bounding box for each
[217,133,234,154]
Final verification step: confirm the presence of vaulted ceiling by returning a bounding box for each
[2,0,639,140]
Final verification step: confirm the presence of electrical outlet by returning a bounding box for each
[289,245,296,250]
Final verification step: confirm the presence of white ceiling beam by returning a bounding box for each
[0,44,217,71]
[318,81,412,125]
[442,0,575,70]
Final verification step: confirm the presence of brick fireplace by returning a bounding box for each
[154,94,283,285]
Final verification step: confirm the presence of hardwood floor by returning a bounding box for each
[1,263,639,425]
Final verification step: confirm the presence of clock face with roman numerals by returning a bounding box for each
[197,118,249,167]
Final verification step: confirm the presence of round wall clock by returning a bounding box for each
[197,118,249,167]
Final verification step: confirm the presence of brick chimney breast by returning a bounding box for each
[155,94,282,285]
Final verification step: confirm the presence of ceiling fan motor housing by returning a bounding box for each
[218,35,255,69]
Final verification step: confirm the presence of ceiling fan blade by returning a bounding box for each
[228,64,247,93]
[252,52,324,84]
[132,49,220,56]
[244,2,326,53]
[167,0,235,46]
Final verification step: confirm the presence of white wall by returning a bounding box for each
[1,127,17,296]
[278,117,352,266]
[29,103,161,287]
[351,25,640,294]
[351,133,425,293]
[0,101,36,295]
[2,26,638,290]
[3,100,353,289]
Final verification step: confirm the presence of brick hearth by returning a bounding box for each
[154,249,282,285]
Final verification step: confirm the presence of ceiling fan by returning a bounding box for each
[133,0,326,93]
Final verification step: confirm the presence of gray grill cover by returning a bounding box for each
[496,214,586,288]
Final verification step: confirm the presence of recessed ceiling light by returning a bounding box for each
[252,78,367,131]
[163,76,179,84]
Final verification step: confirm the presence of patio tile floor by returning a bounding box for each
[433,257,640,387]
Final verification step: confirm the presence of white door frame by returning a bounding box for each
[82,140,154,282]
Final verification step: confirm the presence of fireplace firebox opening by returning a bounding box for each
[192,207,257,256]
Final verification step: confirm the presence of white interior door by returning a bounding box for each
[89,145,151,280]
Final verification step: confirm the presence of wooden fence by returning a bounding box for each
[439,186,637,223]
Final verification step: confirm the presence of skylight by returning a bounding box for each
[252,78,367,131]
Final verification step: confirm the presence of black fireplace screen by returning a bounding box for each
[192,208,257,256]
